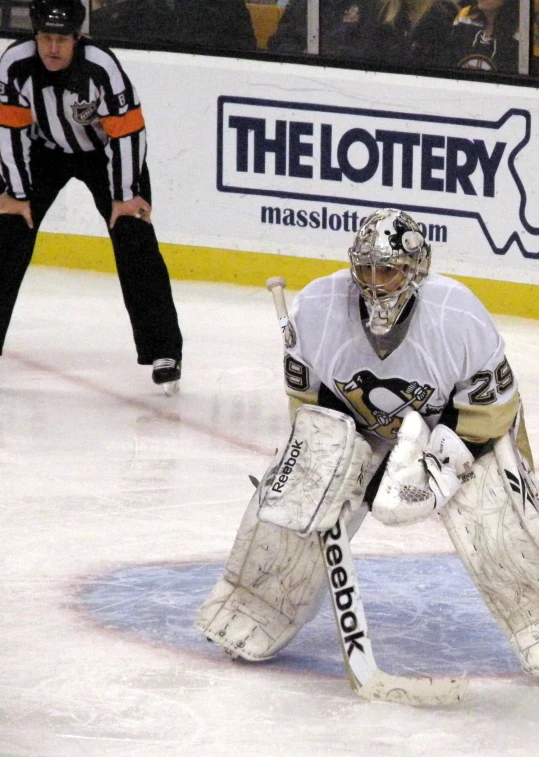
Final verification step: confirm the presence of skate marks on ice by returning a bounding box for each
[77,555,522,678]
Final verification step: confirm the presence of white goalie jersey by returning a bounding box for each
[285,269,522,460]
[196,211,539,683]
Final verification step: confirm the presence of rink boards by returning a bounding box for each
[0,38,535,319]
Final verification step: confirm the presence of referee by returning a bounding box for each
[0,0,183,392]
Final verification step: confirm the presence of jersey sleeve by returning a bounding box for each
[0,43,34,200]
[439,289,520,445]
[87,45,147,201]
[450,352,520,444]
[283,291,322,420]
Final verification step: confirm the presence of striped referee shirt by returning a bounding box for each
[0,36,147,201]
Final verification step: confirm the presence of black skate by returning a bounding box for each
[152,358,181,396]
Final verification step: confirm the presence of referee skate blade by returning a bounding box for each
[163,380,180,397]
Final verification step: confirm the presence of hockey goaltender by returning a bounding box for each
[196,208,539,702]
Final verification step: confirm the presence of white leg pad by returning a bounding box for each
[441,450,539,675]
[194,486,370,661]
[493,432,539,545]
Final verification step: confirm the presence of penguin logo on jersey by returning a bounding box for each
[335,370,434,439]
[71,99,99,125]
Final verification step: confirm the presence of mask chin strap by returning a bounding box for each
[361,284,420,360]
[367,276,421,332]
[365,295,398,335]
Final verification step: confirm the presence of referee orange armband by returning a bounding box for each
[0,103,33,129]
[100,107,145,138]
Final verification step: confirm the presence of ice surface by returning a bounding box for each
[1,267,539,757]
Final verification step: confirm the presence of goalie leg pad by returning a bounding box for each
[195,486,327,661]
[194,486,370,661]
[493,431,539,546]
[441,450,539,675]
[257,405,372,535]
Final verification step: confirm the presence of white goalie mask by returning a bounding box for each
[349,208,431,337]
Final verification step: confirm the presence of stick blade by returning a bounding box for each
[266,276,286,291]
[353,670,468,707]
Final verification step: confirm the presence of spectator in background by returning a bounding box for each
[339,0,457,67]
[267,0,456,69]
[532,0,539,75]
[90,0,257,51]
[445,0,519,73]
[267,0,363,54]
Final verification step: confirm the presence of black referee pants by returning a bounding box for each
[0,144,183,365]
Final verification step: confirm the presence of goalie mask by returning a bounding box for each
[349,209,431,345]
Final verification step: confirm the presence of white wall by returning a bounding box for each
[3,39,539,284]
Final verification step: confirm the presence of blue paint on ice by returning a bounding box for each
[78,555,521,677]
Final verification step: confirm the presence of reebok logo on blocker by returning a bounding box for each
[271,439,304,493]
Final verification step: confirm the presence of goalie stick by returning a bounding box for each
[265,275,467,706]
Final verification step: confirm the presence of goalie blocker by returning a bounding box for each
[257,405,372,535]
